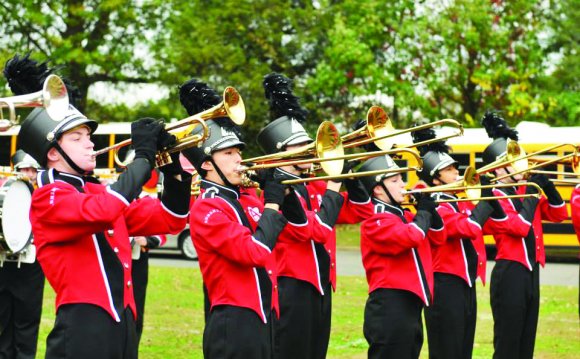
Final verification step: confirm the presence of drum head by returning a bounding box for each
[0,179,33,253]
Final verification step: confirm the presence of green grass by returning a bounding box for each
[36,267,579,358]
[336,224,361,249]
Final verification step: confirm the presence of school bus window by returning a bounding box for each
[0,136,12,166]
[92,135,111,168]
[474,152,484,170]
[452,153,470,172]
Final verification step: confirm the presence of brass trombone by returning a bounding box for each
[341,105,464,151]
[402,166,542,203]
[489,143,578,182]
[281,148,423,185]
[241,121,345,177]
[94,86,245,167]
[0,74,69,131]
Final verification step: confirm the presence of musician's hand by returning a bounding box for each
[133,236,148,247]
[528,173,550,189]
[263,176,286,207]
[159,152,183,177]
[157,126,176,151]
[132,118,163,166]
[330,160,361,184]
[480,175,494,198]
[415,193,438,213]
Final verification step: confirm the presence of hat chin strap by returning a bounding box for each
[380,182,400,207]
[54,144,92,176]
[209,158,239,192]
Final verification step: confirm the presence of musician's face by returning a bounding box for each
[48,125,96,174]
[434,165,459,186]
[203,146,243,186]
[280,142,312,174]
[376,174,406,204]
[18,167,37,182]
[495,165,524,183]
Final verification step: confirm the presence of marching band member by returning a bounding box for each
[0,150,44,359]
[358,155,445,359]
[181,78,306,359]
[256,73,373,359]
[481,111,568,359]
[571,184,580,318]
[411,126,507,359]
[12,57,191,358]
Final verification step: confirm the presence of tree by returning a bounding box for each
[0,0,164,112]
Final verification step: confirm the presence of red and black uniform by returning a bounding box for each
[361,199,446,359]
[131,234,166,343]
[425,193,512,359]
[273,170,373,359]
[31,164,190,359]
[490,184,567,359]
[191,180,304,359]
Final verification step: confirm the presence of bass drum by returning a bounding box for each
[0,178,33,253]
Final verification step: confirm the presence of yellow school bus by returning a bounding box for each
[2,121,578,259]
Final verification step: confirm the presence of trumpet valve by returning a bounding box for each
[155,152,172,168]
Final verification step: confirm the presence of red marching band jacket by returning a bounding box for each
[571,186,580,244]
[433,193,513,286]
[275,180,373,294]
[492,185,568,269]
[360,200,446,305]
[30,169,188,322]
[190,182,307,323]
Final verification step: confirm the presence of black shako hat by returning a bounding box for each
[256,73,312,154]
[18,106,98,167]
[178,78,245,174]
[4,53,97,167]
[357,155,401,195]
[481,110,519,166]
[411,123,458,186]
[11,149,41,170]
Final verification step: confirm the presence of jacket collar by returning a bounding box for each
[372,197,404,216]
[37,168,99,189]
[200,179,240,200]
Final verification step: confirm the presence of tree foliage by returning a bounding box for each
[0,0,577,148]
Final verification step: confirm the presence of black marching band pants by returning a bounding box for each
[424,273,477,359]
[363,288,424,359]
[274,277,332,359]
[0,261,45,359]
[490,260,540,359]
[203,305,273,359]
[45,304,138,359]
[132,250,150,344]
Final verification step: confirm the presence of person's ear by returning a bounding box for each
[432,177,442,186]
[46,147,60,162]
[201,160,213,172]
[373,184,383,198]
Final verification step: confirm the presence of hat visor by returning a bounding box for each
[285,133,313,147]
[60,118,98,134]
[213,138,246,152]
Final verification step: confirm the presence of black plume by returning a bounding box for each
[352,119,381,152]
[411,123,451,157]
[179,78,221,116]
[481,110,518,141]
[263,73,308,123]
[3,52,53,95]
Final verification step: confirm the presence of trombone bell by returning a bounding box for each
[0,75,69,131]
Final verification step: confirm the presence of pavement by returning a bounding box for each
[150,249,579,287]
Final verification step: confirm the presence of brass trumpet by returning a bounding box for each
[94,86,245,167]
[341,105,464,151]
[402,166,542,203]
[0,74,69,131]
